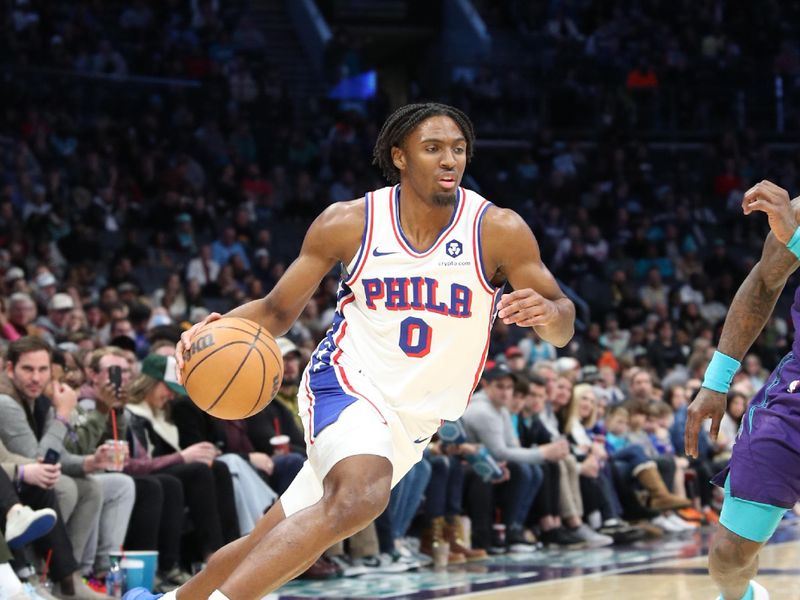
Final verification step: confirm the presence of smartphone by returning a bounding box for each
[108,365,122,393]
[43,448,60,464]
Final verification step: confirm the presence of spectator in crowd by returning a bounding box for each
[124,354,240,562]
[462,365,545,552]
[72,347,191,589]
[0,337,118,599]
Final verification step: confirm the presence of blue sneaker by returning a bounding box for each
[122,589,163,600]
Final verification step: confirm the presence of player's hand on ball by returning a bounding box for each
[684,387,727,458]
[175,312,223,382]
[743,180,798,244]
[497,289,557,327]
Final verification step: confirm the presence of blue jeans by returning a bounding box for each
[611,444,651,481]
[502,462,543,529]
[424,455,465,519]
[389,459,432,539]
[270,452,305,495]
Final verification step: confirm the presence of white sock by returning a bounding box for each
[0,563,23,597]
[209,591,231,600]
[161,592,178,600]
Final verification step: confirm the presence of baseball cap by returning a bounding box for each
[35,272,56,288]
[276,337,300,358]
[141,353,187,396]
[4,267,24,283]
[48,293,74,311]
[483,362,518,383]
[555,356,580,374]
[504,346,523,359]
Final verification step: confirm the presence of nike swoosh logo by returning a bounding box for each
[372,248,399,257]
[413,436,431,444]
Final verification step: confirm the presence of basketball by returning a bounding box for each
[181,317,283,420]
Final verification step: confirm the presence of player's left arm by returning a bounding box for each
[482,206,575,348]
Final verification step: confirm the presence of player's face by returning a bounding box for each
[8,350,51,400]
[395,115,467,206]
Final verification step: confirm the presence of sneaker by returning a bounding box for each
[327,554,368,577]
[716,580,769,600]
[23,582,60,600]
[652,514,686,533]
[677,507,705,523]
[394,538,432,569]
[121,590,162,600]
[572,524,614,548]
[9,588,33,600]
[666,513,699,531]
[598,522,648,545]
[5,506,57,549]
[506,526,539,553]
[84,578,106,594]
[53,573,114,599]
[358,553,410,574]
[539,527,586,549]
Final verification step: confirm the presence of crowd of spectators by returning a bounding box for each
[0,0,799,598]
[461,0,800,134]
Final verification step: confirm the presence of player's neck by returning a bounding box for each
[396,185,457,249]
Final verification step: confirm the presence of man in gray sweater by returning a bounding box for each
[462,364,569,551]
[0,337,127,600]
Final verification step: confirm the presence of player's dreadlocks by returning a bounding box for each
[372,103,475,184]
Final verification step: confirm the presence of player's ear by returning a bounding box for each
[391,145,406,172]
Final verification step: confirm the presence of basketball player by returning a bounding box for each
[685,180,800,600]
[124,103,575,600]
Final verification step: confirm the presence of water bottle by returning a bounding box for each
[466,447,504,482]
[105,557,123,598]
[438,420,467,444]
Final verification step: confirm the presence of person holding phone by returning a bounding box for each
[76,347,193,589]
[0,337,116,599]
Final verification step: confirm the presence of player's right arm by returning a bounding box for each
[685,181,800,457]
[175,199,364,377]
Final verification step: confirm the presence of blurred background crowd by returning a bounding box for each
[0,0,799,598]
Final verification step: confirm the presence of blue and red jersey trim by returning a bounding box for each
[390,185,466,257]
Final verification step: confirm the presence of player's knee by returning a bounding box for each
[324,480,390,533]
[709,530,759,574]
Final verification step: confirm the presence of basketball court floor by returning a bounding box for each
[273,521,800,599]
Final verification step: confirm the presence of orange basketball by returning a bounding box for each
[181,317,283,420]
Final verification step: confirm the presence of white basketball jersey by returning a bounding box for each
[304,185,501,423]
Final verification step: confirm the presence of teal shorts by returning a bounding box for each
[719,473,788,543]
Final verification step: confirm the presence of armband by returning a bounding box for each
[702,350,741,394]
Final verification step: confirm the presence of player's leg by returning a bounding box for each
[709,474,786,599]
[171,497,287,600]
[215,453,392,599]
[709,525,764,600]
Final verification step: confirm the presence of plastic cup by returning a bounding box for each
[432,541,449,569]
[120,558,145,591]
[112,551,157,592]
[104,439,128,472]
[269,434,290,455]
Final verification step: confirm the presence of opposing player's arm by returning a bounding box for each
[685,181,800,457]
[717,184,800,361]
[482,206,575,348]
[226,200,364,336]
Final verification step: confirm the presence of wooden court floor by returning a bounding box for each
[450,540,800,599]
[276,523,800,599]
